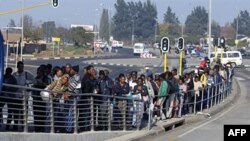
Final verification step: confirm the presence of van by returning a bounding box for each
[210,51,242,66]
[133,43,145,55]
[112,40,123,48]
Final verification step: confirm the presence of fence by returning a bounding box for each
[0,81,233,133]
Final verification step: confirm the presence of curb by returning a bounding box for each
[7,54,119,61]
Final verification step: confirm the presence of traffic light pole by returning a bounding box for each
[164,53,167,72]
[179,51,183,76]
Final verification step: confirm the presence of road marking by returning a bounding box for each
[30,58,37,60]
[75,57,80,59]
[65,57,70,59]
[178,104,237,138]
[117,64,121,66]
[101,63,107,65]
[109,63,114,66]
[43,58,49,60]
[54,57,60,60]
[235,77,245,81]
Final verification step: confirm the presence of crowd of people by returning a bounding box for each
[0,58,235,133]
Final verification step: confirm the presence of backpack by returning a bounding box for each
[166,80,175,95]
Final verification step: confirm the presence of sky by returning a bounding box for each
[0,0,250,28]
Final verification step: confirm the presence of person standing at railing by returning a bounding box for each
[184,73,194,115]
[12,61,35,131]
[32,66,50,132]
[133,77,148,128]
[113,73,130,129]
[64,65,81,133]
[207,70,215,108]
[96,70,113,130]
[53,67,64,81]
[80,65,96,131]
[193,76,203,112]
[166,72,178,118]
[45,74,69,133]
[157,73,169,120]
[1,67,18,131]
[178,77,187,118]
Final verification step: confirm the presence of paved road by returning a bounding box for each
[145,69,250,141]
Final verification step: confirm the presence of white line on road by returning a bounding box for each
[65,57,70,59]
[30,58,37,60]
[54,57,60,60]
[178,104,237,138]
[75,57,80,59]
[43,58,49,60]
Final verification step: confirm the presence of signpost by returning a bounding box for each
[52,37,61,56]
[0,30,4,90]
[160,37,170,72]
[177,37,184,76]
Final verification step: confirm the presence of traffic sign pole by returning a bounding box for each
[179,51,183,76]
[164,53,167,72]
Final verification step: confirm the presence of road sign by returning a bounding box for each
[52,37,61,42]
[161,37,170,53]
[140,53,153,58]
[52,0,59,8]
[0,30,4,91]
[220,37,226,48]
[177,37,185,50]
[235,40,239,45]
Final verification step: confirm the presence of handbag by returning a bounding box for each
[40,87,50,102]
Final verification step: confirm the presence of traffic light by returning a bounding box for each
[52,0,59,8]
[220,37,226,48]
[177,37,185,50]
[161,37,170,53]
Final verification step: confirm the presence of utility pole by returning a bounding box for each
[208,0,212,59]
[236,14,239,50]
[132,20,134,46]
[21,0,24,61]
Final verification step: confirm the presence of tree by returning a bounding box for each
[211,21,221,38]
[21,15,33,40]
[54,27,70,43]
[112,0,157,42]
[221,23,235,39]
[99,9,110,42]
[30,28,43,44]
[185,6,208,43]
[8,19,17,33]
[164,7,179,24]
[232,10,250,37]
[70,27,94,47]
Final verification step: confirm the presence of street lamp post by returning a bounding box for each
[21,0,24,61]
[132,20,134,46]
[208,0,212,59]
[154,23,157,43]
[236,14,239,50]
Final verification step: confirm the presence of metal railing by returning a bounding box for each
[0,84,143,133]
[0,80,233,133]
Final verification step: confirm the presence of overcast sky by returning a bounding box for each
[0,0,250,28]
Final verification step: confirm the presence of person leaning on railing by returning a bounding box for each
[45,74,69,133]
[156,73,168,120]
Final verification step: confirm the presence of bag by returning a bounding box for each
[167,80,175,95]
[40,87,50,102]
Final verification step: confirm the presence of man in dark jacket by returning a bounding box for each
[79,65,96,131]
[1,67,18,131]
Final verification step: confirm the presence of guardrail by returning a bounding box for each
[0,81,232,133]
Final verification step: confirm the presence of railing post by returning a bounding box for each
[200,88,204,112]
[123,100,126,131]
[90,96,94,131]
[194,91,197,114]
[23,91,28,132]
[50,97,54,133]
[211,87,214,107]
[136,101,140,131]
[108,98,111,131]
[74,98,78,134]
[148,97,151,130]
[207,87,210,109]
[215,85,218,105]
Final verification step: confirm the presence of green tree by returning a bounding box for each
[164,7,179,24]
[113,0,157,42]
[211,21,221,38]
[8,19,18,33]
[185,6,208,43]
[30,28,43,44]
[54,27,70,43]
[99,9,110,42]
[70,27,94,47]
[232,10,250,37]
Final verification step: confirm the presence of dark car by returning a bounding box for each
[237,49,246,56]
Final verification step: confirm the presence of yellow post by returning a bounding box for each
[220,49,223,64]
[164,53,167,72]
[179,51,183,76]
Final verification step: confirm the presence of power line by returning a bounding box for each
[0,1,50,16]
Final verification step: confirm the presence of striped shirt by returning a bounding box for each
[68,74,81,94]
